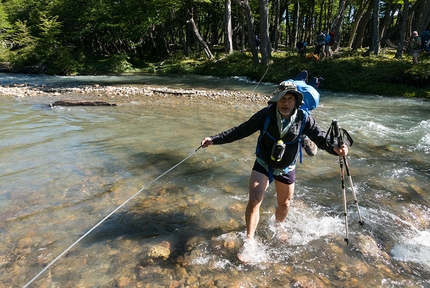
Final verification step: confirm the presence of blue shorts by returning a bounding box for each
[252,160,296,185]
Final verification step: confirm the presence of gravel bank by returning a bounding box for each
[0,83,270,107]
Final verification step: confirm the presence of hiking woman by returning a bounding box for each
[200,81,348,257]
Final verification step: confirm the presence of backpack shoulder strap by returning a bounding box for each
[298,109,309,164]
[255,114,272,157]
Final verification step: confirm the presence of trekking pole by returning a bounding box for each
[330,119,350,244]
[327,119,365,244]
[343,155,365,227]
[333,122,364,228]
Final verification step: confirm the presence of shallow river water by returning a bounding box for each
[0,73,429,287]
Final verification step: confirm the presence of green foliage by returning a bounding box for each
[35,15,62,65]
[80,54,133,75]
[7,20,38,68]
[10,20,36,47]
[0,4,12,62]
[43,46,80,74]
[0,4,11,31]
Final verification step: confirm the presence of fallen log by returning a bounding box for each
[51,100,117,107]
[151,89,196,95]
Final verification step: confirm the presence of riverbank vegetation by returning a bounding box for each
[0,0,429,98]
[139,48,430,98]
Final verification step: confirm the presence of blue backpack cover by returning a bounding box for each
[285,79,320,111]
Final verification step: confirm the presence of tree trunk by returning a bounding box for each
[347,1,367,48]
[271,0,280,51]
[176,19,188,56]
[233,0,259,65]
[353,3,372,49]
[331,0,347,51]
[224,0,233,54]
[372,0,380,55]
[293,0,299,47]
[380,2,402,46]
[259,0,271,65]
[241,12,245,53]
[395,0,409,59]
[285,1,294,47]
[416,0,430,32]
[318,0,324,33]
[188,17,213,59]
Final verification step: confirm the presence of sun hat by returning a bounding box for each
[268,81,304,106]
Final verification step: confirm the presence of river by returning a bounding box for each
[0,73,429,287]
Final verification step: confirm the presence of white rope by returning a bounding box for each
[252,64,270,93]
[24,146,202,288]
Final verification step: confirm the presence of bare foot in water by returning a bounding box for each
[274,222,289,243]
[237,238,268,264]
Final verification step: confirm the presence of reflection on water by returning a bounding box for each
[0,74,429,287]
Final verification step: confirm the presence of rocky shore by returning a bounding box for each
[0,83,270,107]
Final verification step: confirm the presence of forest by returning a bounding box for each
[0,0,429,75]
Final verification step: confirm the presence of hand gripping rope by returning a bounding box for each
[326,120,364,245]
[23,145,202,288]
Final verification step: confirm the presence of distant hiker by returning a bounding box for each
[324,30,333,59]
[296,40,307,57]
[200,81,348,262]
[255,35,260,50]
[410,31,422,64]
[314,32,326,60]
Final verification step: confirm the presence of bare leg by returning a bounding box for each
[412,51,419,64]
[245,170,270,240]
[274,180,295,223]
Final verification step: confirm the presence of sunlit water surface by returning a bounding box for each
[0,73,429,287]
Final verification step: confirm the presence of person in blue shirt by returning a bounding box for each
[324,30,332,59]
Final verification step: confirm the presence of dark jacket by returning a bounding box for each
[210,104,338,169]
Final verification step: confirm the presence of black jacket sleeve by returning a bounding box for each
[304,114,338,155]
[209,107,268,144]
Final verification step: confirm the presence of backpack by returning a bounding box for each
[316,34,325,44]
[420,31,430,50]
[288,80,320,111]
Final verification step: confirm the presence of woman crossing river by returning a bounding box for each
[200,81,348,262]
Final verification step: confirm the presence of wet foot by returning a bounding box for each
[274,222,289,243]
[236,238,265,264]
[237,251,250,263]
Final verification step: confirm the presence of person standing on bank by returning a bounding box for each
[410,31,422,65]
[200,81,348,249]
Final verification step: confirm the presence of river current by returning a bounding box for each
[0,73,429,287]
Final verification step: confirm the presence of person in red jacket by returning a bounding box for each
[200,81,348,261]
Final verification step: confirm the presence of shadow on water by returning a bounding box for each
[81,148,245,252]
